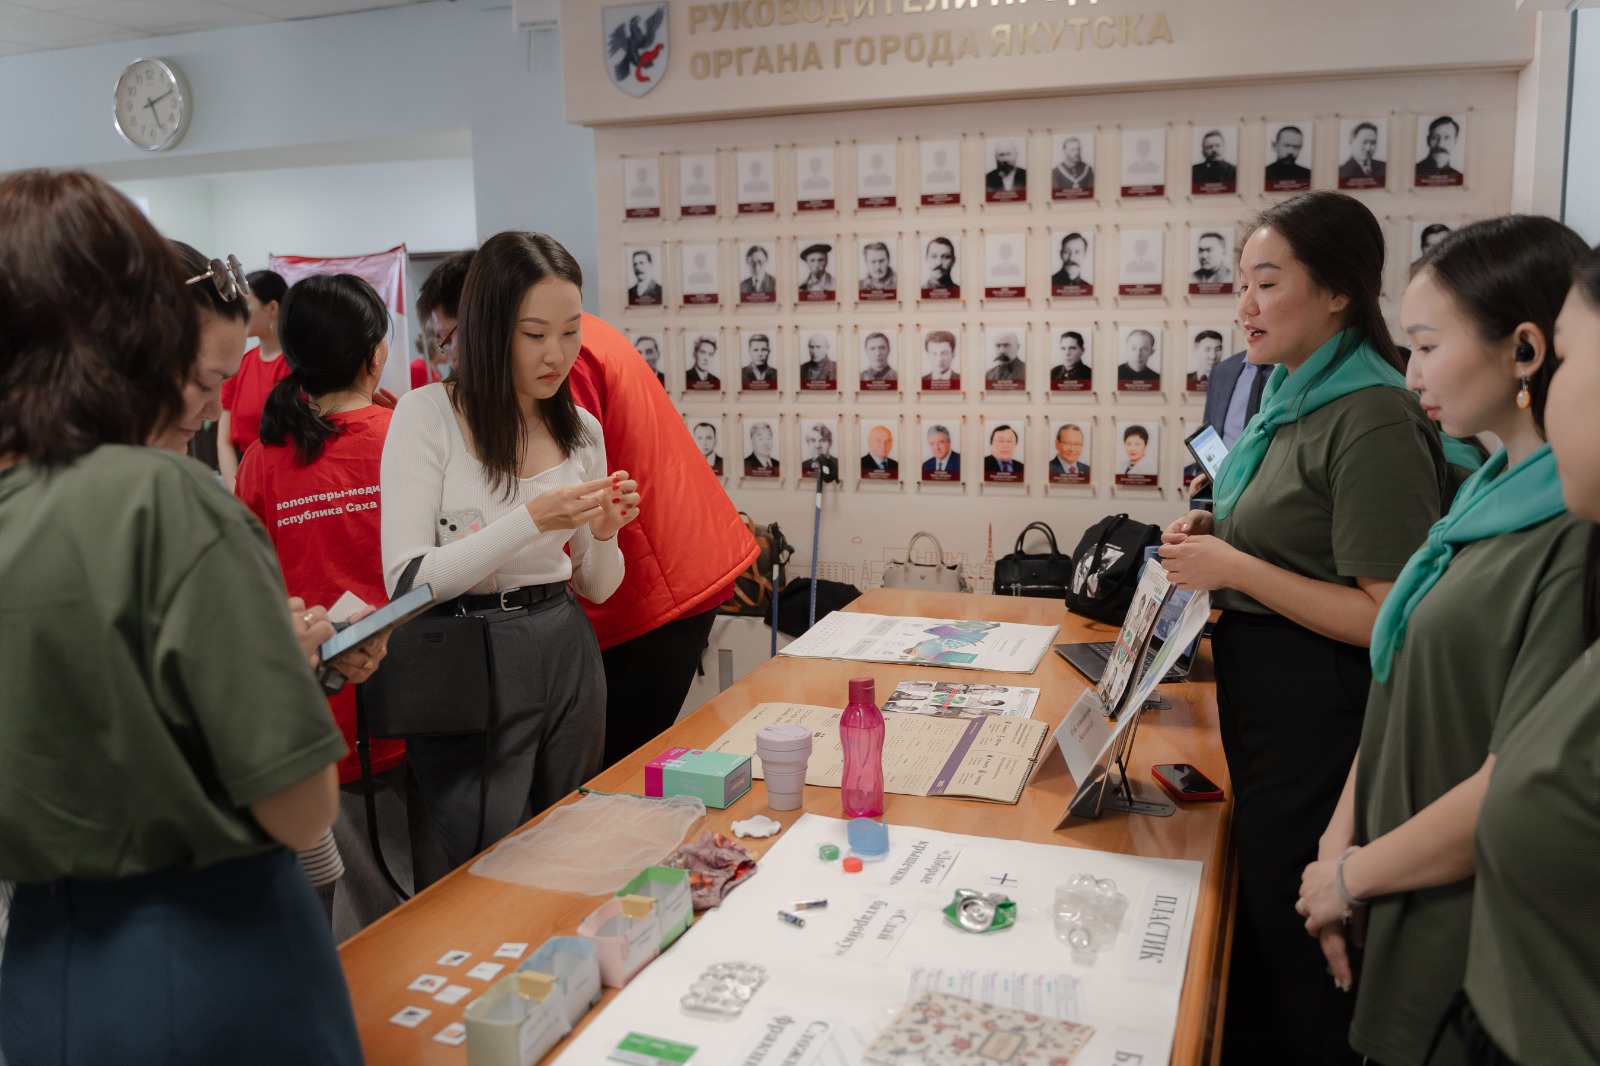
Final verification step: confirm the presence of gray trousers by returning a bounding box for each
[405,590,606,880]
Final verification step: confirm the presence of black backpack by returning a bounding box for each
[1064,513,1163,624]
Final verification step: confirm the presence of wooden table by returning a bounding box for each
[339,590,1236,1064]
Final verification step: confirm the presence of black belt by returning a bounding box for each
[460,581,567,613]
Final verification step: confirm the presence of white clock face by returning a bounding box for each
[114,59,188,151]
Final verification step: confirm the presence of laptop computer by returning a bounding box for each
[1054,550,1201,685]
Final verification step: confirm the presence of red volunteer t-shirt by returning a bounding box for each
[236,405,404,783]
[220,346,292,455]
[410,357,442,390]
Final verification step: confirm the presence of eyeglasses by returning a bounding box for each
[186,255,250,303]
[433,323,457,356]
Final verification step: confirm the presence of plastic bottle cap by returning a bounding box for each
[755,723,814,752]
[848,677,875,704]
[847,817,890,858]
[842,856,864,873]
[818,844,840,861]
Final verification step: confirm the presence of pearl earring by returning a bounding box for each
[1516,375,1531,410]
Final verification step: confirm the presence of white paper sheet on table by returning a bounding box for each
[552,814,1204,1066]
[779,613,1060,673]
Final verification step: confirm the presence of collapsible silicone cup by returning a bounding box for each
[756,724,813,811]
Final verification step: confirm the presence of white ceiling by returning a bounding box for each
[0,0,437,57]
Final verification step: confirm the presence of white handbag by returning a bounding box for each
[881,531,971,593]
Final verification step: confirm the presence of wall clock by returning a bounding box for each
[113,58,191,152]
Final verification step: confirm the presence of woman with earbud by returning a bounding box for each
[218,268,290,492]
[1450,243,1600,1065]
[1159,191,1474,1063]
[1291,216,1591,1066]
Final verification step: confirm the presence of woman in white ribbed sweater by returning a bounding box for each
[381,232,640,877]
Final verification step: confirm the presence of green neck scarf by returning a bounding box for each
[1370,444,1567,682]
[1211,330,1482,520]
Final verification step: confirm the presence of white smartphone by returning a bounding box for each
[437,508,496,594]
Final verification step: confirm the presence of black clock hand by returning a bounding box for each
[143,89,174,114]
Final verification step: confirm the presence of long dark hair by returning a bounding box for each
[171,241,248,324]
[450,232,590,497]
[1244,191,1403,374]
[1413,216,1588,436]
[0,170,196,465]
[261,273,389,465]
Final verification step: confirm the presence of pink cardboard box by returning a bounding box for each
[643,747,752,809]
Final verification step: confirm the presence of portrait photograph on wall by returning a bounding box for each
[1047,419,1093,485]
[684,414,725,478]
[919,417,962,482]
[1114,419,1161,487]
[737,240,777,304]
[1050,130,1095,200]
[799,417,839,480]
[1191,125,1238,195]
[797,241,837,302]
[856,142,898,209]
[982,418,1026,484]
[624,244,662,307]
[858,327,899,392]
[1049,327,1093,392]
[1049,228,1094,297]
[1415,113,1466,187]
[738,328,778,391]
[1116,325,1162,393]
[742,417,781,478]
[683,330,722,391]
[1120,127,1166,198]
[678,152,717,216]
[919,137,961,206]
[628,331,666,386]
[982,327,1027,392]
[920,233,962,300]
[1264,121,1314,192]
[795,145,837,211]
[1189,227,1235,295]
[680,242,720,305]
[798,327,839,391]
[1411,218,1460,267]
[983,232,1027,299]
[1186,325,1230,392]
[984,135,1028,203]
[919,327,961,392]
[1338,117,1388,189]
[622,157,660,219]
[857,237,899,301]
[859,418,901,481]
[1118,226,1164,296]
[736,149,776,214]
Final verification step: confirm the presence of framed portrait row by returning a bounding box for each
[627,322,1242,398]
[618,114,1471,221]
[674,413,1186,490]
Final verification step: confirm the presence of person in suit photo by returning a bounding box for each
[692,421,723,476]
[1121,424,1157,476]
[983,424,1024,476]
[741,333,776,386]
[627,248,661,304]
[920,329,960,389]
[1049,423,1090,477]
[1187,330,1226,388]
[922,424,960,476]
[861,424,898,476]
[800,333,837,383]
[1339,121,1386,182]
[1416,115,1462,179]
[924,237,957,290]
[860,241,897,291]
[1051,232,1090,287]
[1265,125,1311,184]
[744,420,779,475]
[800,422,835,478]
[687,336,720,388]
[1052,136,1093,192]
[1118,329,1161,382]
[860,331,897,385]
[986,140,1026,193]
[799,243,834,293]
[1192,129,1237,185]
[1052,330,1092,383]
[985,331,1025,384]
[739,244,775,295]
[635,334,664,385]
[1191,232,1233,286]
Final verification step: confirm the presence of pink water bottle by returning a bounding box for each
[840,677,885,818]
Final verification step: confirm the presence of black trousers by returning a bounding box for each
[1213,610,1368,1065]
[600,605,721,770]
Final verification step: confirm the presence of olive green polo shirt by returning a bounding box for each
[1215,387,1445,615]
[0,446,347,883]
[1466,641,1600,1064]
[1351,512,1590,1066]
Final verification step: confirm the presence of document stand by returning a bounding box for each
[1066,702,1175,820]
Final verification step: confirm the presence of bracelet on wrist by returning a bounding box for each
[1334,846,1367,911]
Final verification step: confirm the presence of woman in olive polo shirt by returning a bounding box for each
[1453,245,1600,1064]
[1292,216,1591,1066]
[0,171,361,1063]
[1159,191,1466,1063]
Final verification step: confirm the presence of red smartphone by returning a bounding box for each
[1152,763,1224,802]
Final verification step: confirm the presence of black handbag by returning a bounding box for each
[358,557,493,739]
[1064,513,1163,624]
[994,522,1074,599]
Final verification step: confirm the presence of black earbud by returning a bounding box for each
[1515,342,1536,363]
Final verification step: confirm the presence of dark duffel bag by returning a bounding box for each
[994,521,1074,598]
[1064,513,1162,624]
